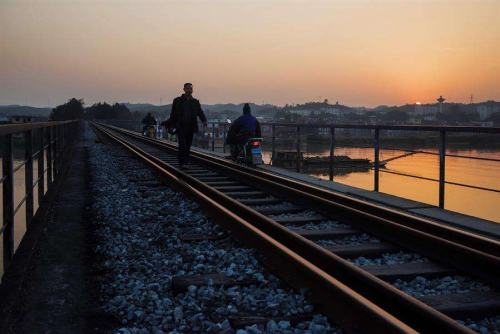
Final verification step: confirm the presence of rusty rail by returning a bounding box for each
[93,122,486,333]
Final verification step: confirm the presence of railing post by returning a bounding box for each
[58,125,62,173]
[329,127,335,181]
[58,125,63,172]
[374,128,380,192]
[211,123,215,151]
[439,129,446,208]
[271,124,276,164]
[55,126,60,177]
[222,124,227,154]
[296,125,301,172]
[38,128,45,203]
[2,134,14,270]
[47,126,53,185]
[61,124,65,159]
[24,130,34,227]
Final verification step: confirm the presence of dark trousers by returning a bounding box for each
[177,128,194,165]
[230,143,244,160]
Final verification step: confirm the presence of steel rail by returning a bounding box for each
[93,122,478,334]
[155,140,500,282]
[104,124,500,256]
[92,123,417,334]
[102,125,500,281]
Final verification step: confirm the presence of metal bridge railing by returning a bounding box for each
[97,119,500,212]
[0,120,81,277]
[201,121,500,210]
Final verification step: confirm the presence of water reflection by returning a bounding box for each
[263,147,500,222]
[0,157,44,276]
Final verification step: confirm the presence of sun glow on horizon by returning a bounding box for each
[0,0,499,107]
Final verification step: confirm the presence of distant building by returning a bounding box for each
[406,116,422,125]
[471,120,494,127]
[423,114,437,121]
[414,104,438,116]
[477,103,500,121]
[10,115,33,123]
[288,109,313,116]
[287,104,345,118]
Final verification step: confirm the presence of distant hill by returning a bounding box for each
[123,103,170,113]
[202,103,275,113]
[123,102,275,113]
[0,105,51,117]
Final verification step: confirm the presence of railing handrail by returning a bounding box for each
[1,120,82,277]
[98,118,500,134]
[101,119,499,214]
[0,120,77,136]
[203,120,498,134]
[261,122,500,134]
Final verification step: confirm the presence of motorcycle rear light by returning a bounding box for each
[250,141,261,147]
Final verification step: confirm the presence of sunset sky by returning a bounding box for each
[1,0,499,107]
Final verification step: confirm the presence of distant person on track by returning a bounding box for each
[162,83,207,168]
[142,112,157,134]
[226,103,262,159]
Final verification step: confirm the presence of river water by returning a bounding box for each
[262,147,500,223]
[0,158,45,277]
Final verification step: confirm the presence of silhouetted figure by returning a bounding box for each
[142,112,157,133]
[163,83,207,167]
[226,103,261,159]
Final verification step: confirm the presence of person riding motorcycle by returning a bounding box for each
[142,113,157,134]
[226,103,261,160]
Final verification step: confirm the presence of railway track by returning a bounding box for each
[92,122,500,334]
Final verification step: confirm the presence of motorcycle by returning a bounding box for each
[235,137,264,166]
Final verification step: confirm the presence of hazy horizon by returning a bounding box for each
[2,98,500,110]
[1,0,499,108]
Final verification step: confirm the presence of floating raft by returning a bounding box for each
[272,151,385,171]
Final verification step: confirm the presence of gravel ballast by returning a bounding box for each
[392,275,491,298]
[316,234,380,247]
[252,203,296,211]
[269,211,319,220]
[89,136,341,333]
[286,221,349,231]
[349,252,429,266]
[459,315,500,334]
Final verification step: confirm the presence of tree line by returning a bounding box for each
[50,97,500,126]
[49,98,150,121]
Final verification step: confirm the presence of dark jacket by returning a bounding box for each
[142,115,157,126]
[164,95,207,133]
[226,114,262,144]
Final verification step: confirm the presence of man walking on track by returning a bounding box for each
[163,83,207,168]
